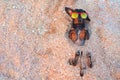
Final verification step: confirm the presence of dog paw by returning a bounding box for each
[86,52,93,68]
[69,29,78,43]
[68,58,77,66]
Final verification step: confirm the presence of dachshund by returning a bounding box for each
[65,7,90,45]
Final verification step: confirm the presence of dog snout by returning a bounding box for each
[78,18,83,22]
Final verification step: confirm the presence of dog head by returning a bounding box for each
[65,7,90,25]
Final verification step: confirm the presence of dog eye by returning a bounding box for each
[71,12,78,19]
[81,12,87,19]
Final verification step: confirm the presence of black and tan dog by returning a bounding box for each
[65,7,90,45]
[65,7,92,77]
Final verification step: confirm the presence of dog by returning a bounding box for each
[65,7,90,45]
[65,7,92,77]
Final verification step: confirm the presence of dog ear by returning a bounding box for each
[65,7,73,16]
[83,11,91,21]
[86,16,91,21]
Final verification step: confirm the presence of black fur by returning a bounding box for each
[65,7,90,30]
[65,7,90,42]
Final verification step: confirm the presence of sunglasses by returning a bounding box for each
[71,12,88,19]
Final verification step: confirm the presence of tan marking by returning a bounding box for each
[69,29,77,42]
[79,29,86,40]
[74,19,79,24]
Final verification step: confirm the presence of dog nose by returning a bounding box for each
[78,18,83,22]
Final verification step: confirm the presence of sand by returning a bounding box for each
[0,0,120,80]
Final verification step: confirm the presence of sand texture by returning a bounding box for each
[0,0,120,80]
